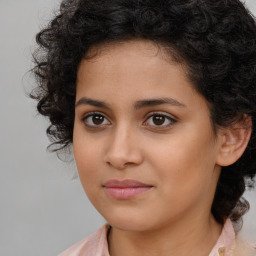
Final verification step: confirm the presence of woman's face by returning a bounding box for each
[73,40,223,232]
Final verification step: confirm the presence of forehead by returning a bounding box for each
[84,39,184,68]
[76,40,211,119]
[77,39,190,87]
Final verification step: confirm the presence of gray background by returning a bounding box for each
[0,1,255,255]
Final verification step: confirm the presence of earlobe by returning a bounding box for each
[216,116,252,167]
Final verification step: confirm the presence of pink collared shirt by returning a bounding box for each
[59,219,236,256]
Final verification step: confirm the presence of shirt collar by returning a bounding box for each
[209,218,236,256]
[97,219,236,256]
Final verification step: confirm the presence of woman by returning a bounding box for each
[31,0,256,255]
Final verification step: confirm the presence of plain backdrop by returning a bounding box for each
[0,1,255,255]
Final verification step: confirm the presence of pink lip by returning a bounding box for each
[103,179,153,200]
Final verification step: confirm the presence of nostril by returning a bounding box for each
[105,158,129,170]
[103,132,144,169]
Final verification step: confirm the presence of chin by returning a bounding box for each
[102,210,154,232]
[109,219,151,232]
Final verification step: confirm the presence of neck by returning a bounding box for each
[108,213,222,256]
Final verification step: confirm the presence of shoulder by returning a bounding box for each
[233,236,256,256]
[58,224,110,256]
[211,219,256,256]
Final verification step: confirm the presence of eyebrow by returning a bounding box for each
[76,97,111,109]
[134,98,186,109]
[75,97,186,109]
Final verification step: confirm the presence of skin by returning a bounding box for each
[73,40,225,256]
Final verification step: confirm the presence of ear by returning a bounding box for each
[216,115,252,167]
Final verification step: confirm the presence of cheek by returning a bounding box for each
[73,140,105,208]
[147,138,218,218]
[73,127,102,185]
[147,129,217,189]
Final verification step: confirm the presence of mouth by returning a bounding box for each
[103,179,153,200]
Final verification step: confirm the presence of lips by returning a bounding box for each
[103,179,153,200]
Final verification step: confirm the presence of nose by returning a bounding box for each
[103,125,144,170]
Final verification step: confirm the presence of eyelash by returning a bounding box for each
[143,112,177,129]
[81,111,177,129]
[81,112,111,128]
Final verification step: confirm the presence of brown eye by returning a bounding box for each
[82,112,110,127]
[152,115,165,126]
[92,114,104,125]
[144,113,177,128]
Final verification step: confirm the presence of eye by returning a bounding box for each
[82,112,110,127]
[143,112,177,128]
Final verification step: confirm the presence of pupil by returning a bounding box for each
[93,115,104,125]
[153,115,165,125]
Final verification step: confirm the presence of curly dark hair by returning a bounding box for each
[31,0,256,224]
